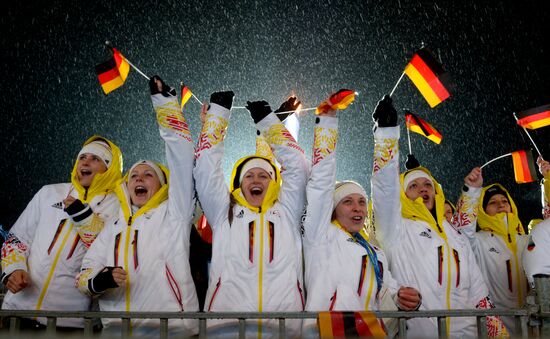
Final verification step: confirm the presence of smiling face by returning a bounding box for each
[484,193,511,216]
[128,164,162,208]
[241,168,272,207]
[76,153,108,188]
[405,177,435,211]
[333,193,367,233]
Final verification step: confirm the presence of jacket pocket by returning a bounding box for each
[165,264,184,311]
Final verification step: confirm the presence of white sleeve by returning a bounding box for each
[455,185,482,254]
[152,92,196,228]
[371,126,403,248]
[77,222,113,296]
[193,103,231,229]
[1,187,44,278]
[303,116,338,245]
[257,113,309,226]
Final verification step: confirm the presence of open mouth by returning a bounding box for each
[250,187,263,196]
[134,186,148,197]
[80,169,92,177]
[352,216,363,221]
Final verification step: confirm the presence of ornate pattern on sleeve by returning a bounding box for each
[455,193,478,228]
[373,138,397,174]
[476,296,510,338]
[75,268,95,296]
[155,101,192,142]
[1,233,28,272]
[312,125,338,165]
[256,135,275,162]
[195,115,228,158]
[264,123,304,154]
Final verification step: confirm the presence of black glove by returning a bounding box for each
[89,267,121,294]
[64,200,93,223]
[274,96,301,122]
[149,75,176,97]
[405,154,421,170]
[210,91,235,110]
[246,100,272,124]
[372,95,397,127]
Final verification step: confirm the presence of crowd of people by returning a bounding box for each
[1,77,549,338]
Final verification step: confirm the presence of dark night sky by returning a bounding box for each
[1,0,549,229]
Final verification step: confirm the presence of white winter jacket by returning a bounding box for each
[303,116,398,335]
[78,93,199,336]
[523,218,550,284]
[1,136,123,328]
[371,126,491,338]
[456,183,528,333]
[193,104,308,338]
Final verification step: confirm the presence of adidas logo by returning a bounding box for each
[236,210,244,219]
[419,231,431,239]
[52,202,63,209]
[489,247,500,254]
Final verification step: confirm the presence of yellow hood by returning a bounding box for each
[478,183,524,250]
[400,167,447,239]
[115,162,170,224]
[230,155,281,213]
[70,135,123,202]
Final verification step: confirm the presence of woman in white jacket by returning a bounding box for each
[456,179,529,334]
[193,93,308,338]
[77,77,199,337]
[302,104,420,337]
[1,135,122,330]
[370,95,507,338]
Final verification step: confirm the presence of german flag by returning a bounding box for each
[516,104,550,130]
[405,111,443,144]
[511,150,537,184]
[180,83,193,111]
[318,311,386,338]
[316,89,356,114]
[404,48,451,108]
[95,48,130,94]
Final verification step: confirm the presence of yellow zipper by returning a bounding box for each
[36,223,74,310]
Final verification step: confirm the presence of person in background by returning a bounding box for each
[455,176,528,335]
[370,95,507,338]
[194,92,308,337]
[444,200,456,224]
[1,136,122,331]
[77,76,199,336]
[302,101,420,338]
[523,157,550,287]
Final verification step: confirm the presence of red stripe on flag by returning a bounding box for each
[409,55,450,102]
[331,312,346,337]
[517,110,550,129]
[98,68,121,84]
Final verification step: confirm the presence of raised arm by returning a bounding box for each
[303,113,338,244]
[193,92,234,229]
[149,76,195,225]
[370,96,402,248]
[250,99,309,226]
[538,157,550,219]
[455,167,483,249]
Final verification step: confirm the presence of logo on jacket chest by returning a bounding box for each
[488,247,500,254]
[52,201,63,210]
[419,228,432,239]
[236,210,244,219]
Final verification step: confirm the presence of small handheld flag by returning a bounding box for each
[511,150,537,184]
[95,48,130,94]
[316,89,356,114]
[180,82,193,111]
[405,111,443,144]
[516,104,550,130]
[404,48,451,108]
[480,150,537,184]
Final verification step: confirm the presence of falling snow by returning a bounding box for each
[1,1,549,228]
